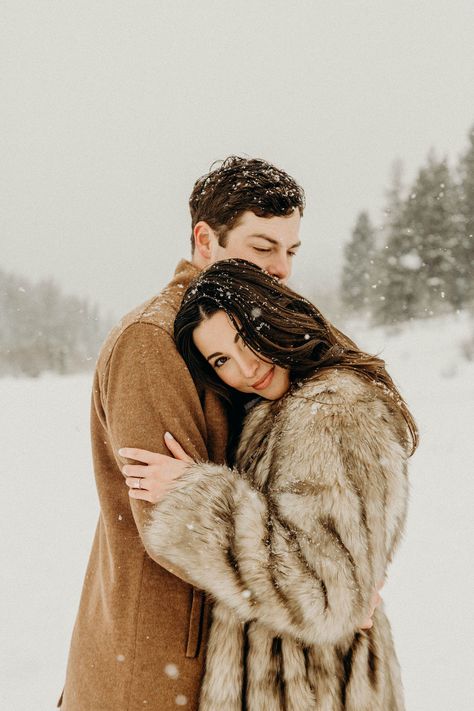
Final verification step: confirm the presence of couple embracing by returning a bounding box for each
[59,156,417,710]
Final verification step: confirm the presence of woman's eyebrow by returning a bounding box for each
[206,333,240,361]
[206,351,222,362]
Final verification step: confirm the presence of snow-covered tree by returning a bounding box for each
[372,161,406,324]
[340,211,377,314]
[456,123,474,306]
[0,267,111,377]
[376,152,462,323]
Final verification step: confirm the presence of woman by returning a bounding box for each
[119,259,417,711]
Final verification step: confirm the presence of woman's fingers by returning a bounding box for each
[359,587,383,630]
[124,471,165,502]
[128,481,175,504]
[118,438,194,465]
[128,487,155,502]
[119,441,191,505]
[164,432,194,462]
[121,464,150,478]
[359,607,373,629]
[125,477,149,492]
[118,447,161,464]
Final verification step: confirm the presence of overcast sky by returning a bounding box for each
[2,0,474,317]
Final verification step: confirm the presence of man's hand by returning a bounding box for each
[360,579,384,630]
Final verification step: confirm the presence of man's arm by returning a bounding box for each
[102,321,211,581]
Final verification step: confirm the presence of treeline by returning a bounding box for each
[0,268,112,377]
[341,123,474,325]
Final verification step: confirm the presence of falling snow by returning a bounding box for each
[164,663,180,679]
[399,252,423,271]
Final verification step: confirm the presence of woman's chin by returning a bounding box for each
[254,368,290,400]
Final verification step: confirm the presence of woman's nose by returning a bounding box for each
[238,352,260,379]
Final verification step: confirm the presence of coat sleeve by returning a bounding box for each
[143,385,409,646]
[101,321,214,583]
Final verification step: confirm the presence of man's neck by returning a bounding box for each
[191,252,207,271]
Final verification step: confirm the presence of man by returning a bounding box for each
[58,156,306,710]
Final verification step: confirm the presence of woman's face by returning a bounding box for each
[193,310,290,400]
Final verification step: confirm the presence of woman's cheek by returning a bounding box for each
[274,368,290,397]
[227,367,247,392]
[217,366,237,389]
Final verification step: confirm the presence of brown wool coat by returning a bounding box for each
[144,369,411,711]
[59,260,228,711]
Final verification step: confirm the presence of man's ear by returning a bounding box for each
[193,221,217,262]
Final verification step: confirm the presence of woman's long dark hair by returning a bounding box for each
[174,259,418,455]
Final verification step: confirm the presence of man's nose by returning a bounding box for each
[267,254,291,281]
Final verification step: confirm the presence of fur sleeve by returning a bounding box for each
[143,378,409,646]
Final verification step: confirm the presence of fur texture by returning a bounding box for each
[145,369,410,710]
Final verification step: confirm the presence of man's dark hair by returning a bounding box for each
[189,155,305,251]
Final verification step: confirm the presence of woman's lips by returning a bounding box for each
[252,366,275,391]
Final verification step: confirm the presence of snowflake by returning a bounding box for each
[164,663,180,679]
[399,252,423,270]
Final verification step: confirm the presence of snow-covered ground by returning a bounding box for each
[1,312,473,710]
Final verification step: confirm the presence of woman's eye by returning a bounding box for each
[213,356,228,368]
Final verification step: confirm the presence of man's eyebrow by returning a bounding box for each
[248,234,302,249]
[206,333,240,362]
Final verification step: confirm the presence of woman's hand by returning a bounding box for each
[359,579,384,630]
[118,432,195,503]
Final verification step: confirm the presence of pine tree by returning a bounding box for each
[381,160,404,241]
[376,152,461,323]
[456,123,474,306]
[374,221,419,325]
[0,266,110,377]
[340,211,377,314]
[373,161,406,325]
[409,153,462,314]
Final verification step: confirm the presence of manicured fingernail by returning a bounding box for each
[164,432,174,440]
[118,448,125,455]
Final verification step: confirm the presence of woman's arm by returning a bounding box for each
[128,388,407,646]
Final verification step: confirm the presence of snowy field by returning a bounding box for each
[1,312,473,710]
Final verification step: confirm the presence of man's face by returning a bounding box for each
[208,210,301,282]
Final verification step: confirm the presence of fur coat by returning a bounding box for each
[144,368,411,710]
